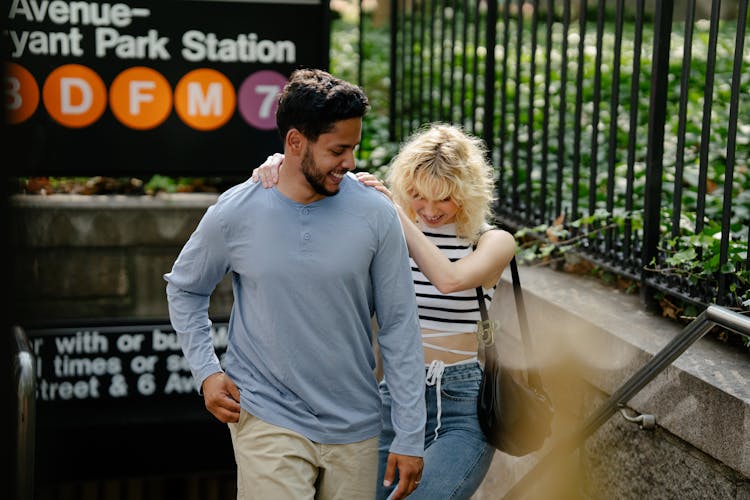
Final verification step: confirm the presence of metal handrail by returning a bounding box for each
[504,305,750,499]
[13,325,36,500]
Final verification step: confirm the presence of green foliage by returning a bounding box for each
[142,175,219,195]
[661,222,750,307]
[144,175,180,194]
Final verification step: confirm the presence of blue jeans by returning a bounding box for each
[376,361,495,500]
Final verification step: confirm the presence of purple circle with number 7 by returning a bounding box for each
[238,70,288,130]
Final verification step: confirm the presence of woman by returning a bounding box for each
[252,123,516,499]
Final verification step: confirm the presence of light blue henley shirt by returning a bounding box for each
[164,174,426,457]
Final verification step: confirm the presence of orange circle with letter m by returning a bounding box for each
[174,68,236,131]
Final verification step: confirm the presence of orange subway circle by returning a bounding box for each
[174,68,236,131]
[5,62,40,124]
[43,64,107,128]
[109,67,173,130]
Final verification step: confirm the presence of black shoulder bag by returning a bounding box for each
[476,256,554,456]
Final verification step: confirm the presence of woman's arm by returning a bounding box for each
[355,173,516,294]
[401,207,515,293]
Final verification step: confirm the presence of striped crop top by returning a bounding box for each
[412,222,495,335]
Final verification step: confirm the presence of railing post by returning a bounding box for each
[13,326,36,500]
[358,0,364,88]
[718,0,748,304]
[640,0,674,307]
[389,0,398,142]
[482,0,498,160]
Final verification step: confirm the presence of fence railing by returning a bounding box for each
[388,0,749,311]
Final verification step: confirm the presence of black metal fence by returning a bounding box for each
[388,0,749,311]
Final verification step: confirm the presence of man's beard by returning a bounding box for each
[301,146,340,197]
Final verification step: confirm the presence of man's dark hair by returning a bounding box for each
[276,68,370,142]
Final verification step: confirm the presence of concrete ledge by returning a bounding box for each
[10,192,220,209]
[10,193,221,248]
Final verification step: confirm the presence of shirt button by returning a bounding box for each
[302,208,310,215]
[304,233,311,240]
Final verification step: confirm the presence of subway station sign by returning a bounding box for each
[3,0,330,176]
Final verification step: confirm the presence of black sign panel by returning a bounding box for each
[4,0,330,177]
[26,320,233,480]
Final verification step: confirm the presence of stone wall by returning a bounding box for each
[10,193,232,323]
[10,193,750,499]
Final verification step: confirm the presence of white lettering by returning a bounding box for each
[8,0,149,27]
[137,373,156,395]
[95,27,170,59]
[6,27,83,57]
[255,84,281,119]
[5,76,22,110]
[37,376,101,400]
[181,30,205,61]
[53,330,109,354]
[7,31,29,58]
[152,328,181,351]
[188,81,222,116]
[129,80,155,114]
[53,355,121,376]
[95,26,118,56]
[130,355,157,373]
[116,333,144,352]
[48,1,68,24]
[60,76,92,114]
[181,30,296,63]
[8,0,39,22]
[164,372,195,394]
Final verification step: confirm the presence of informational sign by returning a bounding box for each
[25,320,235,480]
[27,320,228,406]
[3,0,330,176]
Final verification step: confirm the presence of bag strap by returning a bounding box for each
[475,255,545,392]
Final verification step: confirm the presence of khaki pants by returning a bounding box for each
[228,409,379,500]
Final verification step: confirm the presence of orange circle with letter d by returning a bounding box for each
[43,64,107,128]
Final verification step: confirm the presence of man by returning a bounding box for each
[164,68,425,499]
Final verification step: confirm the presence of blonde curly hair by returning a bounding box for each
[386,123,496,242]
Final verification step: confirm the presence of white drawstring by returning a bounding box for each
[425,359,446,441]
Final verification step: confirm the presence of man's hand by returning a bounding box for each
[201,372,241,423]
[383,453,424,499]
